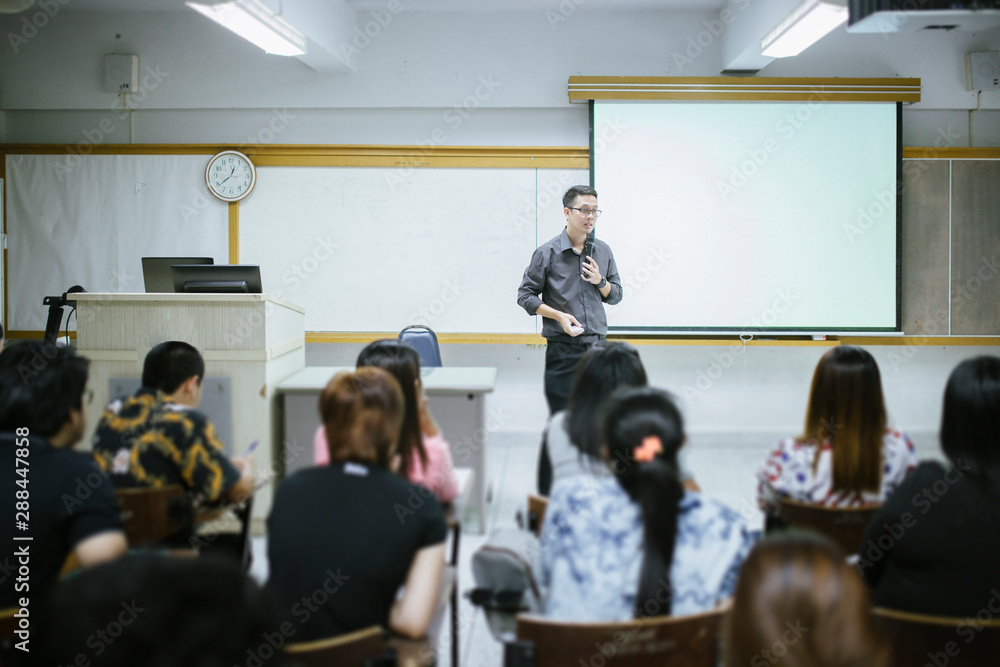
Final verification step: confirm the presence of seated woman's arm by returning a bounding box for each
[420,433,460,503]
[756,439,810,511]
[313,425,330,466]
[389,542,446,639]
[74,530,127,568]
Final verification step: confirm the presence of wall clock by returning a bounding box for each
[205,150,256,202]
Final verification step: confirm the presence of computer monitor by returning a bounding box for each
[170,264,263,294]
[142,257,214,293]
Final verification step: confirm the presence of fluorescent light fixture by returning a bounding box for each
[0,0,36,14]
[761,0,848,58]
[186,0,307,56]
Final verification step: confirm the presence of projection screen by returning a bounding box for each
[592,100,901,333]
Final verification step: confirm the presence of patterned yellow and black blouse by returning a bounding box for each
[91,388,240,505]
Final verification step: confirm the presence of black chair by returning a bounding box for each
[398,325,442,367]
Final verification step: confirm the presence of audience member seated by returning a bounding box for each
[539,341,697,495]
[725,533,890,667]
[91,341,255,548]
[313,340,459,503]
[540,386,753,621]
[0,341,126,607]
[270,368,447,641]
[861,355,1000,616]
[757,345,916,511]
[31,554,283,667]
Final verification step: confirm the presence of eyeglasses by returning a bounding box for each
[84,388,94,405]
[567,207,602,218]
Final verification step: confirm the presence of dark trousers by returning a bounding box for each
[538,339,592,495]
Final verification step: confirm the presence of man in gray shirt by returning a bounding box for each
[517,185,623,488]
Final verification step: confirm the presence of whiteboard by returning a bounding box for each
[240,166,586,333]
[5,154,229,331]
[4,152,587,334]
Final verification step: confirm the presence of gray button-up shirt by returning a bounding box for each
[517,229,623,342]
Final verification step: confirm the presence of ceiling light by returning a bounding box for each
[186,0,307,57]
[0,0,35,13]
[761,0,848,58]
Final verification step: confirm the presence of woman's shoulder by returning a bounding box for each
[681,492,748,529]
[548,475,632,522]
[763,436,825,470]
[772,436,824,455]
[420,432,451,456]
[882,427,915,451]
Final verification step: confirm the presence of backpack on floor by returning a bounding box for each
[468,527,544,642]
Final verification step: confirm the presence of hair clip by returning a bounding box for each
[634,435,663,463]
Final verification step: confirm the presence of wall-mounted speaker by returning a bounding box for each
[104,54,139,93]
[966,51,1000,91]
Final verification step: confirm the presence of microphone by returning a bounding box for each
[42,285,87,344]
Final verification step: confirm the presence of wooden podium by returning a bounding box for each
[74,293,306,531]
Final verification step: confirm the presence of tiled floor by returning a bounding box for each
[250,428,943,667]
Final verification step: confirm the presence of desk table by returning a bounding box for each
[276,366,497,533]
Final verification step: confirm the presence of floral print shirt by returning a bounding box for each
[540,475,754,621]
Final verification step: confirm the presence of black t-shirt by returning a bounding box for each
[0,432,124,607]
[266,461,447,641]
[860,460,1000,616]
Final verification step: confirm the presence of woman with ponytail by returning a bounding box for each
[540,387,753,621]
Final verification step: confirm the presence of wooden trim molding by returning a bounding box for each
[0,144,590,169]
[228,202,239,264]
[7,330,998,346]
[902,147,1000,159]
[568,77,921,103]
[302,333,1000,346]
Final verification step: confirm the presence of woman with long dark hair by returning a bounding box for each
[757,345,916,510]
[313,340,458,502]
[861,355,1000,615]
[541,341,697,494]
[540,386,751,620]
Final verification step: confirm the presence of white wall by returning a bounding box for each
[303,340,990,444]
[1,8,998,145]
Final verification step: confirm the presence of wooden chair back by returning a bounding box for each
[115,484,192,547]
[283,567,456,667]
[516,608,726,667]
[284,626,388,667]
[527,495,548,537]
[873,606,1000,667]
[773,497,878,554]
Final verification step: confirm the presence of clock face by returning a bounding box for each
[206,151,256,202]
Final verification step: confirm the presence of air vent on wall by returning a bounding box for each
[848,1,1000,33]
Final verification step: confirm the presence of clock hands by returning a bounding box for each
[217,164,237,186]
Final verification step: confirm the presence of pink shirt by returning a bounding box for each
[313,425,459,503]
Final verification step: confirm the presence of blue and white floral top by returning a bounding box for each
[539,475,754,621]
[756,428,917,511]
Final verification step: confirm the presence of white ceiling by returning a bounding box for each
[45,0,730,11]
